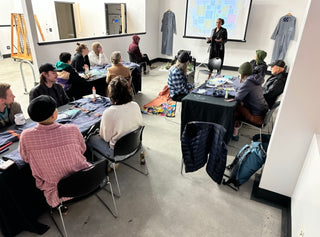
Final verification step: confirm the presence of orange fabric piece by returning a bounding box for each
[143,85,173,108]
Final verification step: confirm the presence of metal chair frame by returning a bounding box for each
[49,159,118,237]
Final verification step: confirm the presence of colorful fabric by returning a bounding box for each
[142,85,176,117]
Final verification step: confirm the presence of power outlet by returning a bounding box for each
[299,229,304,237]
[6,46,10,50]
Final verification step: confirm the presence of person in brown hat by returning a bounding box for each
[263,60,287,108]
[29,63,69,106]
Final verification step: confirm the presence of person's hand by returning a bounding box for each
[225,98,235,102]
[206,37,210,42]
[215,38,222,42]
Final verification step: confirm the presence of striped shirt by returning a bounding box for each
[19,123,90,207]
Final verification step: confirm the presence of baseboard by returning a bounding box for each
[251,174,291,237]
[2,54,11,59]
[153,58,271,75]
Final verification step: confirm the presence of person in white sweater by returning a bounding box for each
[87,76,143,157]
[88,42,109,66]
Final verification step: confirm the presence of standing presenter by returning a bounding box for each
[206,18,228,68]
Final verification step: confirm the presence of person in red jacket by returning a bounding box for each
[128,35,155,74]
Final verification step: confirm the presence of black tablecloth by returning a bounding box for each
[88,62,142,96]
[0,162,49,237]
[181,92,237,143]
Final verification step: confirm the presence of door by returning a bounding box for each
[55,2,76,39]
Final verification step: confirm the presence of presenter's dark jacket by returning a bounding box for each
[263,71,287,108]
[207,27,228,66]
[71,53,90,73]
[29,83,69,107]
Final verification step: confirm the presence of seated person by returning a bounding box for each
[128,35,154,74]
[263,60,287,108]
[249,50,268,76]
[87,76,143,157]
[88,42,108,66]
[55,52,91,100]
[29,63,69,107]
[106,51,131,85]
[71,43,90,72]
[0,83,23,128]
[226,62,268,141]
[167,51,193,102]
[19,95,90,209]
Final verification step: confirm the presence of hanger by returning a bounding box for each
[167,9,171,12]
[287,12,292,15]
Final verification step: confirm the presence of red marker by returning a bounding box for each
[0,142,13,151]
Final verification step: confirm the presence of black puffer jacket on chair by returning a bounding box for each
[181,121,227,184]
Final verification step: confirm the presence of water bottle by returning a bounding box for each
[84,65,89,76]
[140,151,145,165]
[92,86,96,100]
[225,89,228,99]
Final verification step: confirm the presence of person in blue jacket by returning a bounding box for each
[226,62,268,141]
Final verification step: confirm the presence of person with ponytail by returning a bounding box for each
[71,43,90,72]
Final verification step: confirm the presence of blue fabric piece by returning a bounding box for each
[3,149,26,169]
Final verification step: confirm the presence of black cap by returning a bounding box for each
[39,63,57,73]
[269,60,286,68]
[28,95,57,122]
[178,51,191,63]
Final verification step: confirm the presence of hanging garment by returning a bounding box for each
[161,10,176,56]
[271,14,296,62]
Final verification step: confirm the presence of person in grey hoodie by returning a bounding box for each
[226,62,268,141]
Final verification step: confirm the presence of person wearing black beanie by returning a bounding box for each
[19,95,90,209]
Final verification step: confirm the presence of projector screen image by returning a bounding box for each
[184,0,252,41]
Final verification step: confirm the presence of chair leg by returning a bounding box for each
[107,176,118,217]
[57,205,68,237]
[95,176,119,218]
[112,163,121,197]
[181,158,184,175]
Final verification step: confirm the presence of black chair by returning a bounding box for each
[50,159,118,237]
[91,126,148,196]
[127,51,147,73]
[196,57,222,82]
[240,101,281,143]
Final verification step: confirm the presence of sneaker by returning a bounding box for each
[232,135,239,141]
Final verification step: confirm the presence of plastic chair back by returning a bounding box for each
[114,126,144,156]
[128,51,137,63]
[208,57,222,74]
[262,101,280,127]
[57,159,107,198]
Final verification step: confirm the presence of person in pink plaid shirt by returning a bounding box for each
[19,95,90,208]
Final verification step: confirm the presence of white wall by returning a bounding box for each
[0,0,23,54]
[157,0,308,68]
[260,0,320,196]
[291,134,320,236]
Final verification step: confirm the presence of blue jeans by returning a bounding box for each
[86,135,114,158]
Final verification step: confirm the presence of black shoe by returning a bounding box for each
[232,135,239,141]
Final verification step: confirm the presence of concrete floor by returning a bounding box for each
[0,58,282,237]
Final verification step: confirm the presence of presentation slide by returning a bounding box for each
[184,0,252,41]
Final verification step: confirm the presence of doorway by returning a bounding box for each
[55,2,76,39]
[105,3,127,35]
